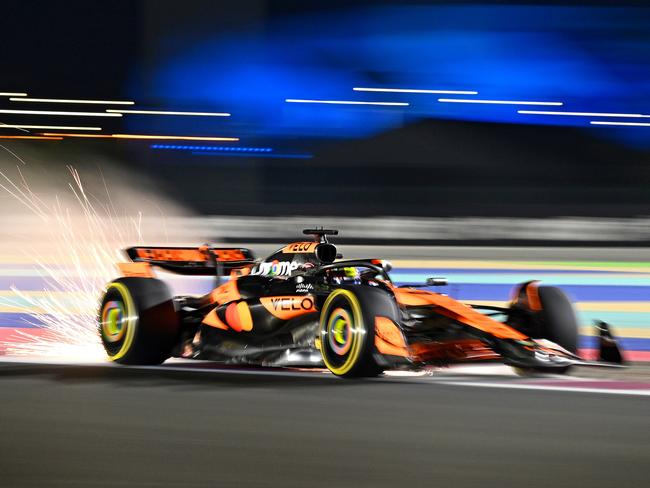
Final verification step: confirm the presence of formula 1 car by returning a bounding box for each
[98,229,624,377]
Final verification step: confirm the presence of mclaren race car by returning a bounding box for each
[98,229,623,377]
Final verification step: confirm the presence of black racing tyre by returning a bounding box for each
[513,285,578,376]
[538,286,579,354]
[98,277,179,365]
[318,286,399,378]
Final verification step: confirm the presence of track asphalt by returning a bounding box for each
[1,361,648,488]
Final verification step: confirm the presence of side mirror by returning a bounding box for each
[426,277,448,287]
[370,259,392,272]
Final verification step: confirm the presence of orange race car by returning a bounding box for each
[98,229,623,377]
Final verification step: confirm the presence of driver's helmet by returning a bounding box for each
[328,266,360,284]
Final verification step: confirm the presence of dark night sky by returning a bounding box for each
[2,0,646,98]
[0,2,140,98]
[1,1,648,218]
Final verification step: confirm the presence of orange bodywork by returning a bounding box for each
[511,280,542,311]
[281,242,318,253]
[260,295,316,320]
[213,249,247,262]
[135,247,248,262]
[230,266,252,278]
[525,281,542,311]
[136,247,204,262]
[211,280,241,305]
[188,262,526,361]
[392,288,527,341]
[225,301,253,332]
[203,309,229,330]
[526,282,542,311]
[374,317,409,357]
[118,262,154,278]
[410,339,500,362]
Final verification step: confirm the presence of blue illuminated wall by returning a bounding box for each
[134,4,650,145]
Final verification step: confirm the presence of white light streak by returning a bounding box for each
[354,87,478,95]
[106,109,230,116]
[590,121,650,127]
[0,125,102,131]
[519,110,650,118]
[10,98,135,105]
[438,98,563,106]
[0,92,27,97]
[285,99,409,106]
[0,109,122,117]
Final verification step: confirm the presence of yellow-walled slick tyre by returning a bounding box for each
[319,286,398,378]
[98,277,179,365]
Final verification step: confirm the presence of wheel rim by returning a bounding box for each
[101,300,126,343]
[319,289,365,375]
[327,308,353,356]
[99,282,137,361]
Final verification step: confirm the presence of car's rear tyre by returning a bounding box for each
[319,287,396,378]
[98,277,179,365]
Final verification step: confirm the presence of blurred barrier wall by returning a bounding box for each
[3,215,650,245]
[199,216,650,244]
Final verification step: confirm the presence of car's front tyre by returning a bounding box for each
[509,282,579,375]
[319,286,399,378]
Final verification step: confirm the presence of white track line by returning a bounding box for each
[133,364,334,379]
[2,359,647,395]
[439,380,650,396]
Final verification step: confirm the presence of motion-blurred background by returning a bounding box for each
[0,0,648,359]
[2,0,649,221]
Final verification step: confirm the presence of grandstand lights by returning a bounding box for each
[438,98,563,106]
[519,110,650,118]
[285,99,409,106]
[11,98,135,105]
[106,109,230,117]
[0,125,102,131]
[354,87,478,95]
[590,121,650,127]
[0,109,121,117]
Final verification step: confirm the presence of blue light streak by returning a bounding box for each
[151,144,273,152]
[191,151,312,159]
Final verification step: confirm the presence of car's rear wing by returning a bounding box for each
[125,246,255,276]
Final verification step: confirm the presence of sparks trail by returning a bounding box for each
[0,121,31,166]
[0,165,145,359]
